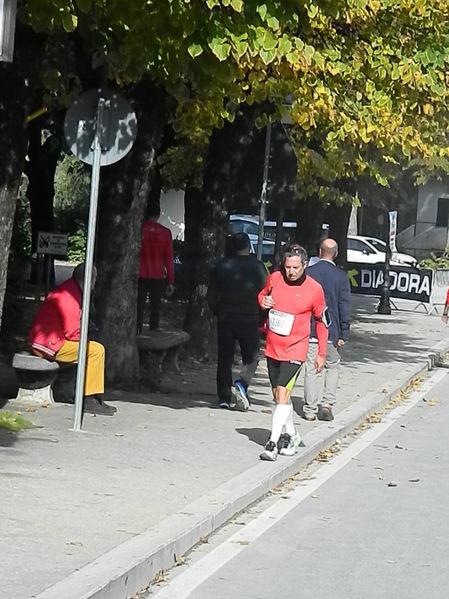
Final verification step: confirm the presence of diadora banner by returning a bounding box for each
[347,264,432,303]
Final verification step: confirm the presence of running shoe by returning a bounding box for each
[232,380,250,412]
[279,432,304,456]
[260,440,278,461]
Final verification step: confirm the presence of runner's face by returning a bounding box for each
[284,256,305,281]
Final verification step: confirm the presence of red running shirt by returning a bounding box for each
[139,220,174,283]
[258,270,328,362]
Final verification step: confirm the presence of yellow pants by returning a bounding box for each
[54,340,105,396]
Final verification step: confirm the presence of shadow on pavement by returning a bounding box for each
[236,427,270,446]
[0,429,18,447]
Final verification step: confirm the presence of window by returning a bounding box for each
[436,197,449,227]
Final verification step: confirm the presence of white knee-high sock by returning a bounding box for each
[270,404,291,443]
[284,402,296,436]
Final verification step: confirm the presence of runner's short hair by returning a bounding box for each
[281,243,308,264]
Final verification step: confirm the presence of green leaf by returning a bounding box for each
[75,0,92,14]
[61,12,78,33]
[314,51,325,70]
[234,40,248,57]
[188,43,204,58]
[303,45,315,65]
[278,36,292,56]
[266,15,280,29]
[260,47,276,65]
[230,0,243,11]
[257,4,267,20]
[262,30,277,51]
[209,38,232,61]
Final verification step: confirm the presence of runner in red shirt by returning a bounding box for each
[258,244,329,461]
[137,205,174,333]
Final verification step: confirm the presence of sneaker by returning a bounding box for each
[219,399,232,409]
[277,433,286,452]
[232,380,250,412]
[260,440,278,461]
[83,396,116,416]
[303,412,317,421]
[318,405,334,421]
[279,432,305,456]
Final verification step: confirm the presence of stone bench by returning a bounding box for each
[12,352,62,405]
[136,330,189,383]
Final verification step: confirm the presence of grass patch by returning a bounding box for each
[0,411,35,432]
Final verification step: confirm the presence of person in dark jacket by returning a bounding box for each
[207,232,267,411]
[303,238,351,421]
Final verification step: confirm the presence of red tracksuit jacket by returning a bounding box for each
[29,278,82,359]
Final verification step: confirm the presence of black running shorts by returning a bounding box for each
[267,357,303,390]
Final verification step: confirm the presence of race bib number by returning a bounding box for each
[268,309,294,336]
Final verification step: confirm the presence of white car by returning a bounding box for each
[347,235,418,267]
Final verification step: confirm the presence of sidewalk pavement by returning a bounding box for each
[1,295,448,599]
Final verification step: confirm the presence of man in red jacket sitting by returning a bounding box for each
[29,263,116,416]
[137,205,174,334]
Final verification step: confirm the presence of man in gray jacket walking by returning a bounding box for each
[303,238,351,421]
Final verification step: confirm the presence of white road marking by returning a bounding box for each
[151,368,446,599]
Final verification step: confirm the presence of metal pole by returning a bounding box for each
[72,98,105,431]
[257,119,272,261]
[377,236,392,315]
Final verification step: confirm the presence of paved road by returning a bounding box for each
[148,367,449,599]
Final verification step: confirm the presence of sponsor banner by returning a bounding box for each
[347,263,432,303]
[388,210,398,252]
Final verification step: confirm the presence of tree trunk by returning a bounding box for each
[0,27,44,332]
[26,123,61,284]
[95,81,167,387]
[325,202,352,268]
[184,109,263,358]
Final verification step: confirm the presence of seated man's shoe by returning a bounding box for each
[318,405,334,421]
[84,396,116,416]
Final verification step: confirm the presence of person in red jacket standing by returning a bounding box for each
[258,244,329,461]
[137,205,174,334]
[29,263,115,415]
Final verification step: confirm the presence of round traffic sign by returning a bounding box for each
[64,88,137,166]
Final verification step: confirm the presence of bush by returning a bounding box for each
[67,224,86,262]
[419,247,449,270]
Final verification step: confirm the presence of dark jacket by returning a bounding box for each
[306,259,351,343]
[207,255,267,322]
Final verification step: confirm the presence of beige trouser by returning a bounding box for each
[303,340,341,414]
[54,340,105,396]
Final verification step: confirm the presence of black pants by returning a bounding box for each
[137,278,165,333]
[216,318,260,403]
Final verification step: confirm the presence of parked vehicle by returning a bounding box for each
[228,214,297,244]
[347,235,418,267]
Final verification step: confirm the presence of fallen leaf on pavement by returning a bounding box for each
[387,482,398,487]
[114,433,124,437]
[25,407,36,413]
[408,478,420,483]
[261,409,272,414]
[311,493,320,499]
[68,541,83,547]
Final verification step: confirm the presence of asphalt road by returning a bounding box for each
[147,367,449,599]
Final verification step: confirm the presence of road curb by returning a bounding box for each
[35,340,449,599]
